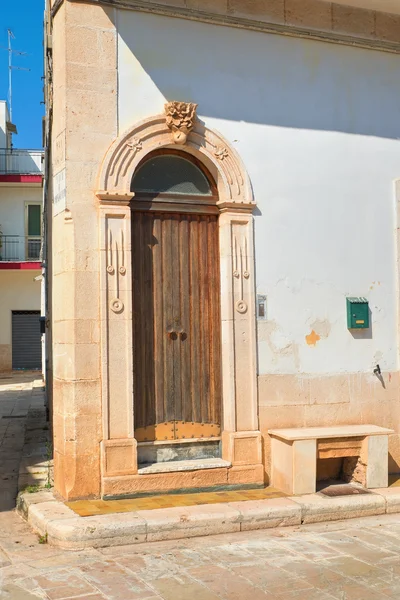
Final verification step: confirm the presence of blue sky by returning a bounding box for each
[0,0,45,148]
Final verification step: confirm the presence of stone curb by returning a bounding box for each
[16,487,400,550]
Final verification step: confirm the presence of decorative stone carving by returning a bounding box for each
[97,114,259,492]
[236,300,248,314]
[110,298,124,314]
[233,230,250,314]
[106,227,126,315]
[215,147,229,160]
[165,101,198,145]
[126,138,142,152]
[97,114,254,207]
[100,209,134,443]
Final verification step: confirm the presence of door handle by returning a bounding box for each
[167,325,185,340]
[174,325,187,340]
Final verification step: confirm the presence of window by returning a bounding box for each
[131,154,213,196]
[25,203,42,260]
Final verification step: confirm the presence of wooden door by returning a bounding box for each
[133,212,222,442]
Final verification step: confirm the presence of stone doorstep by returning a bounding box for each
[138,458,231,475]
[16,487,400,551]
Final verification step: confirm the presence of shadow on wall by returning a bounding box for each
[116,10,400,140]
[389,455,400,474]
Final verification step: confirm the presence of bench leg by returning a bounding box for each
[293,439,317,495]
[271,438,317,495]
[366,435,389,489]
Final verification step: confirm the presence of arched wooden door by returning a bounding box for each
[131,151,222,442]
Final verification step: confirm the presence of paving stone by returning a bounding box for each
[273,536,341,561]
[313,530,398,563]
[189,564,272,598]
[78,560,156,599]
[5,375,400,598]
[4,514,400,598]
[0,583,43,599]
[319,554,388,582]
[26,549,102,571]
[0,547,11,568]
[149,576,221,600]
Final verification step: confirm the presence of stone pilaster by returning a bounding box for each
[51,1,117,500]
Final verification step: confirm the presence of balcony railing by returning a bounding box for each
[0,235,42,262]
[0,149,44,175]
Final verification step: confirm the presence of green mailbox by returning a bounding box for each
[346,297,369,329]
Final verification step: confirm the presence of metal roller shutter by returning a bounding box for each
[12,311,42,370]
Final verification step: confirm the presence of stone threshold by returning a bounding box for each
[138,458,231,475]
[138,437,221,446]
[16,486,400,550]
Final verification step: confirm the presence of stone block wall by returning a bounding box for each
[51,1,118,499]
[259,372,400,485]
[49,0,400,500]
[130,0,400,45]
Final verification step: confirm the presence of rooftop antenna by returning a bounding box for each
[6,29,30,122]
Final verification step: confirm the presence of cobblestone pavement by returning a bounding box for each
[3,378,400,598]
[0,373,40,512]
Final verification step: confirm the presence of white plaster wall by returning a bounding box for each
[117,11,400,375]
[0,187,42,235]
[0,271,41,346]
[0,101,7,149]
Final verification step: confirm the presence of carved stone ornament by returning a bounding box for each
[215,147,229,161]
[126,138,142,152]
[97,114,255,207]
[110,298,124,314]
[165,101,198,145]
[236,300,248,314]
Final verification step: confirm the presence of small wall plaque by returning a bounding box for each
[257,295,267,320]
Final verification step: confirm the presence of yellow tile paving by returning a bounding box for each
[66,486,286,517]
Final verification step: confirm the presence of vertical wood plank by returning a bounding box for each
[162,214,175,423]
[209,216,222,425]
[138,212,148,428]
[171,214,182,422]
[190,215,201,423]
[199,215,210,423]
[132,212,144,430]
[143,212,155,427]
[153,214,164,424]
[179,215,191,422]
[133,205,222,439]
[132,213,139,429]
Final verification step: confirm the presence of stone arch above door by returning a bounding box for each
[96,105,263,495]
[96,109,255,211]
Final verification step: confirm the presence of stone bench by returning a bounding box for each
[268,425,394,496]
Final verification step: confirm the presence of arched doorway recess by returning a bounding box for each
[96,104,263,494]
[131,150,222,449]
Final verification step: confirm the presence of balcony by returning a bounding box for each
[0,235,42,262]
[0,149,44,175]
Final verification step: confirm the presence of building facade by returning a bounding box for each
[47,0,400,500]
[0,101,44,372]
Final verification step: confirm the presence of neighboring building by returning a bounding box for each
[0,101,44,372]
[46,0,400,501]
